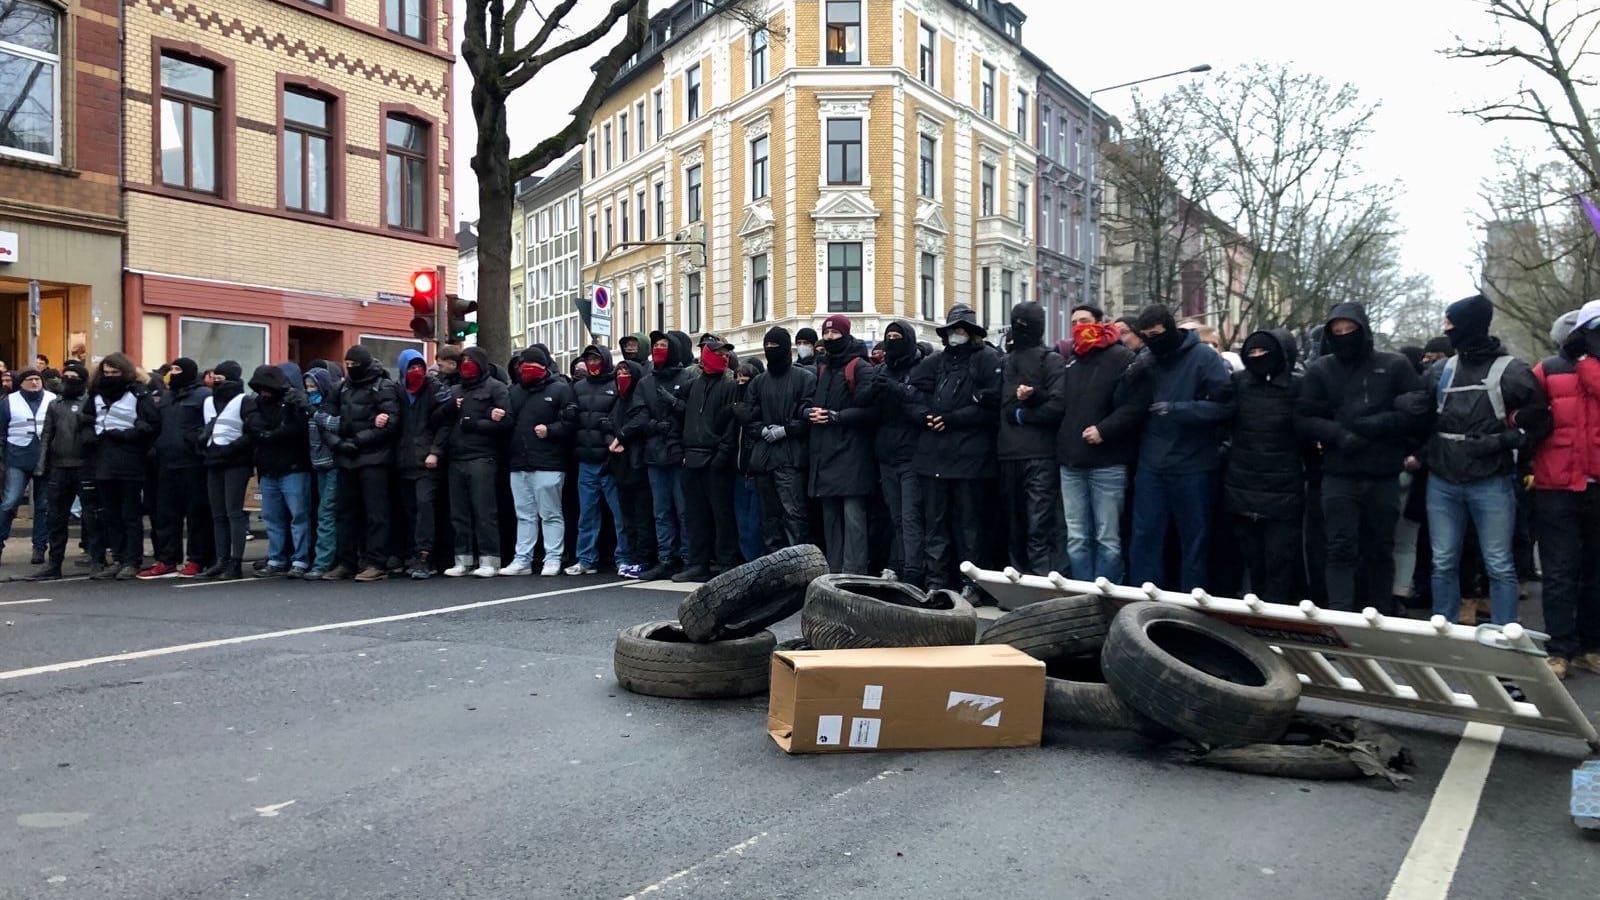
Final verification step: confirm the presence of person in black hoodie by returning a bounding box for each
[502,346,573,576]
[612,358,660,569]
[794,327,819,368]
[998,302,1067,576]
[857,320,925,584]
[444,346,510,578]
[1225,329,1308,604]
[1056,317,1144,583]
[743,326,814,554]
[330,345,401,582]
[567,344,636,576]
[730,359,766,564]
[197,360,251,581]
[80,353,158,580]
[393,349,455,579]
[1298,302,1425,612]
[672,337,740,582]
[637,331,695,580]
[142,358,213,578]
[30,361,99,580]
[912,304,1004,590]
[244,364,312,577]
[805,314,878,575]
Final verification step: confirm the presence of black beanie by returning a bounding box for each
[345,345,374,368]
[1423,336,1453,356]
[1446,294,1494,343]
[795,327,819,344]
[213,360,243,382]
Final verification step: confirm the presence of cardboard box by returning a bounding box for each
[767,645,1046,754]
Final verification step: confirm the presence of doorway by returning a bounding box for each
[288,326,344,371]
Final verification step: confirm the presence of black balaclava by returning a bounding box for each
[1135,305,1183,359]
[763,326,792,375]
[1326,321,1366,364]
[1445,294,1494,351]
[884,322,915,365]
[169,357,199,392]
[1399,346,1426,374]
[344,345,375,383]
[1242,331,1286,381]
[60,361,87,399]
[1009,302,1046,350]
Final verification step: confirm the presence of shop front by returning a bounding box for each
[0,220,122,370]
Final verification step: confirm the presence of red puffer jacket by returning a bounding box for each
[1531,354,1600,491]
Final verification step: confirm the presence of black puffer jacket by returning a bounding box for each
[998,303,1066,461]
[1298,303,1426,478]
[612,360,653,483]
[1407,337,1548,484]
[911,312,1005,480]
[1225,329,1307,520]
[1057,338,1144,469]
[507,349,573,473]
[80,382,159,481]
[639,330,695,467]
[571,345,621,465]
[244,365,311,477]
[807,337,878,497]
[395,366,455,477]
[154,382,210,468]
[739,327,814,473]
[334,349,401,469]
[448,347,512,463]
[856,320,925,466]
[682,367,738,470]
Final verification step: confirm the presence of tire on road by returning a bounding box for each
[1101,602,1301,747]
[979,595,1109,663]
[1188,743,1374,780]
[678,544,829,642]
[774,637,813,653]
[613,621,776,699]
[801,576,977,650]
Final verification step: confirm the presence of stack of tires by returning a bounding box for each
[800,575,979,650]
[613,545,828,699]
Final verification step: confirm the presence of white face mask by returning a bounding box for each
[946,332,970,346]
[796,345,814,359]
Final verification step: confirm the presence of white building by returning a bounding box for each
[521,152,586,372]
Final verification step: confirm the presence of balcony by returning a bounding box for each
[976,215,1028,249]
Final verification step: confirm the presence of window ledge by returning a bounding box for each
[0,155,78,178]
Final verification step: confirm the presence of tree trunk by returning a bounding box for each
[472,79,513,361]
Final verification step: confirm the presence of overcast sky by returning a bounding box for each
[452,0,1588,303]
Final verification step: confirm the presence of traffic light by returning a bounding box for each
[441,295,478,344]
[409,270,438,339]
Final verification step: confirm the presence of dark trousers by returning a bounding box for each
[337,465,391,568]
[154,465,213,567]
[619,479,657,565]
[820,495,869,574]
[448,458,499,559]
[45,467,100,568]
[1129,468,1216,592]
[1321,474,1400,613]
[1001,458,1060,576]
[923,477,983,591]
[880,460,924,585]
[1234,513,1302,606]
[681,465,737,568]
[97,478,145,567]
[1536,487,1600,657]
[207,465,251,564]
[396,472,438,561]
[757,467,809,552]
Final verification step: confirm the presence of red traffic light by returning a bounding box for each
[412,271,435,296]
[410,269,440,339]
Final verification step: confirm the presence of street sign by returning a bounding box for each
[376,291,411,304]
[590,284,612,338]
[0,230,17,264]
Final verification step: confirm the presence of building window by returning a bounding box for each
[0,0,60,163]
[826,1,860,65]
[589,213,597,260]
[826,119,862,185]
[654,281,665,329]
[654,182,664,235]
[1040,193,1052,251]
[827,242,863,312]
[1016,180,1028,231]
[1040,105,1051,157]
[653,88,664,138]
[686,164,702,223]
[159,54,221,193]
[620,288,630,337]
[920,252,937,321]
[686,65,701,122]
[384,114,428,232]
[588,140,597,178]
[635,100,646,151]
[1001,269,1014,308]
[603,122,612,170]
[980,163,994,216]
[180,317,269,376]
[619,113,629,162]
[751,254,769,323]
[604,207,613,249]
[687,272,702,333]
[282,89,331,216]
[621,199,630,243]
[751,28,767,87]
[980,267,992,329]
[918,23,935,85]
[1016,88,1027,137]
[751,135,769,200]
[918,134,935,199]
[384,0,425,42]
[637,188,646,239]
[981,63,995,118]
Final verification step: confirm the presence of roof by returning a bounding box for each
[456,221,478,252]
[522,151,583,206]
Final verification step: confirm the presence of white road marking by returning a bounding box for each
[623,580,700,592]
[174,577,255,589]
[0,598,51,606]
[253,800,296,818]
[622,831,767,899]
[0,581,620,681]
[1385,722,1504,900]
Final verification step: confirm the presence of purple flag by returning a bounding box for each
[1582,195,1600,238]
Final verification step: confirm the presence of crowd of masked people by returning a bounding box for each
[2,292,1597,679]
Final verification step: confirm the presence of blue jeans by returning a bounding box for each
[0,464,46,552]
[577,461,630,568]
[1060,465,1127,583]
[261,472,313,569]
[510,470,565,567]
[1129,468,1215,591]
[734,475,765,563]
[312,469,338,571]
[647,464,687,565]
[1429,475,1520,624]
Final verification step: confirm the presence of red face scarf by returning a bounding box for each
[519,362,546,386]
[615,367,634,397]
[1073,322,1119,356]
[651,345,669,366]
[700,346,728,376]
[404,367,426,393]
[459,359,482,381]
[585,358,603,377]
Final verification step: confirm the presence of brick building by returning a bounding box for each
[0,0,126,368]
[121,0,456,374]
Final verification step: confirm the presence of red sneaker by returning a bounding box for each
[136,562,177,579]
[176,561,202,578]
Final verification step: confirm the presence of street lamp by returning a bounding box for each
[1082,64,1212,311]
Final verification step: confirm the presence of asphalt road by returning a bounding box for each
[1,566,1597,900]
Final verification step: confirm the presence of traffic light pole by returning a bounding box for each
[429,263,448,351]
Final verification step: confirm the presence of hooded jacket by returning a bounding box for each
[395,349,456,476]
[1225,329,1308,520]
[334,347,401,469]
[911,305,1005,480]
[740,326,815,473]
[448,347,512,462]
[244,364,311,477]
[154,377,211,469]
[1298,302,1426,478]
[682,353,738,470]
[612,359,654,478]
[1057,337,1143,469]
[1532,345,1600,492]
[807,335,878,497]
[1407,336,1548,484]
[507,346,574,472]
[571,345,621,464]
[639,330,696,467]
[304,367,340,471]
[999,302,1067,462]
[856,320,925,466]
[1125,328,1235,475]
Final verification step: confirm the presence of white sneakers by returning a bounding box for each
[498,560,533,576]
[564,563,597,576]
[472,556,500,578]
[444,555,473,577]
[541,561,562,577]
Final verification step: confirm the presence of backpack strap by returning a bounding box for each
[1436,354,1516,439]
[1435,356,1458,415]
[843,357,861,395]
[1484,355,1512,423]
